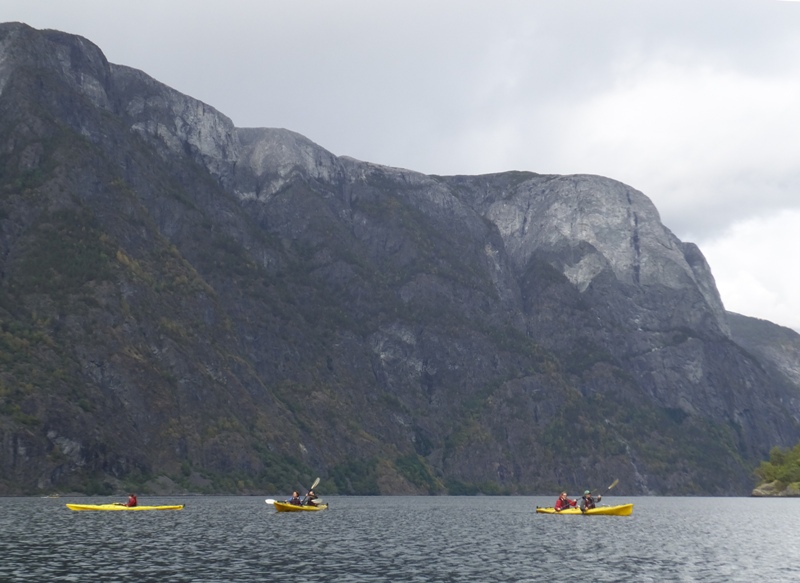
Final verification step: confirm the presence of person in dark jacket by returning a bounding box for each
[288,491,302,505]
[580,490,601,512]
[303,490,319,507]
[554,492,577,512]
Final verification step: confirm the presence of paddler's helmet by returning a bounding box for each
[584,490,590,495]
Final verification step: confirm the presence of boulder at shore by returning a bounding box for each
[751,481,800,497]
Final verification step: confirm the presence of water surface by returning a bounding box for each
[2,496,798,582]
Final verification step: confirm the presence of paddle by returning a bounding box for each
[593,478,619,499]
[295,476,320,496]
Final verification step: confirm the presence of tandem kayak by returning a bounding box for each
[269,500,329,512]
[66,503,184,512]
[536,503,633,516]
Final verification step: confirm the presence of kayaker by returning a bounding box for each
[554,492,577,512]
[288,491,302,505]
[303,490,319,507]
[126,493,138,507]
[580,490,601,512]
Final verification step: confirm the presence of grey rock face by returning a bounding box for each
[235,127,345,201]
[445,172,728,333]
[111,64,240,187]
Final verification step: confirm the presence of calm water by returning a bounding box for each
[1,496,799,582]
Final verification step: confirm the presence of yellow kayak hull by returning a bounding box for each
[271,501,329,512]
[536,503,633,516]
[66,503,184,512]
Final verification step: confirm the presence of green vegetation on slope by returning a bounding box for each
[755,442,800,487]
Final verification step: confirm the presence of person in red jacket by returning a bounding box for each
[126,493,138,507]
[554,491,577,512]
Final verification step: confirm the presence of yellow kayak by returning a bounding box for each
[269,500,329,512]
[66,503,184,512]
[536,503,633,516]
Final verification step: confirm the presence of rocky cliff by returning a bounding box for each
[1,22,799,496]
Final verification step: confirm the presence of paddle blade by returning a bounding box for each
[608,479,619,491]
[310,477,320,490]
[265,499,276,505]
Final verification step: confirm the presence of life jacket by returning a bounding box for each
[555,497,574,510]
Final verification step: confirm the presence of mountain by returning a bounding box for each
[1,22,799,496]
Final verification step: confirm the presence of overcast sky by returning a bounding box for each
[6,0,800,332]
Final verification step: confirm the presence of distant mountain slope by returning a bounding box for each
[1,22,799,496]
[728,312,800,404]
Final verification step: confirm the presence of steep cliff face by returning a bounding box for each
[1,23,799,496]
[728,312,800,416]
[443,174,794,454]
